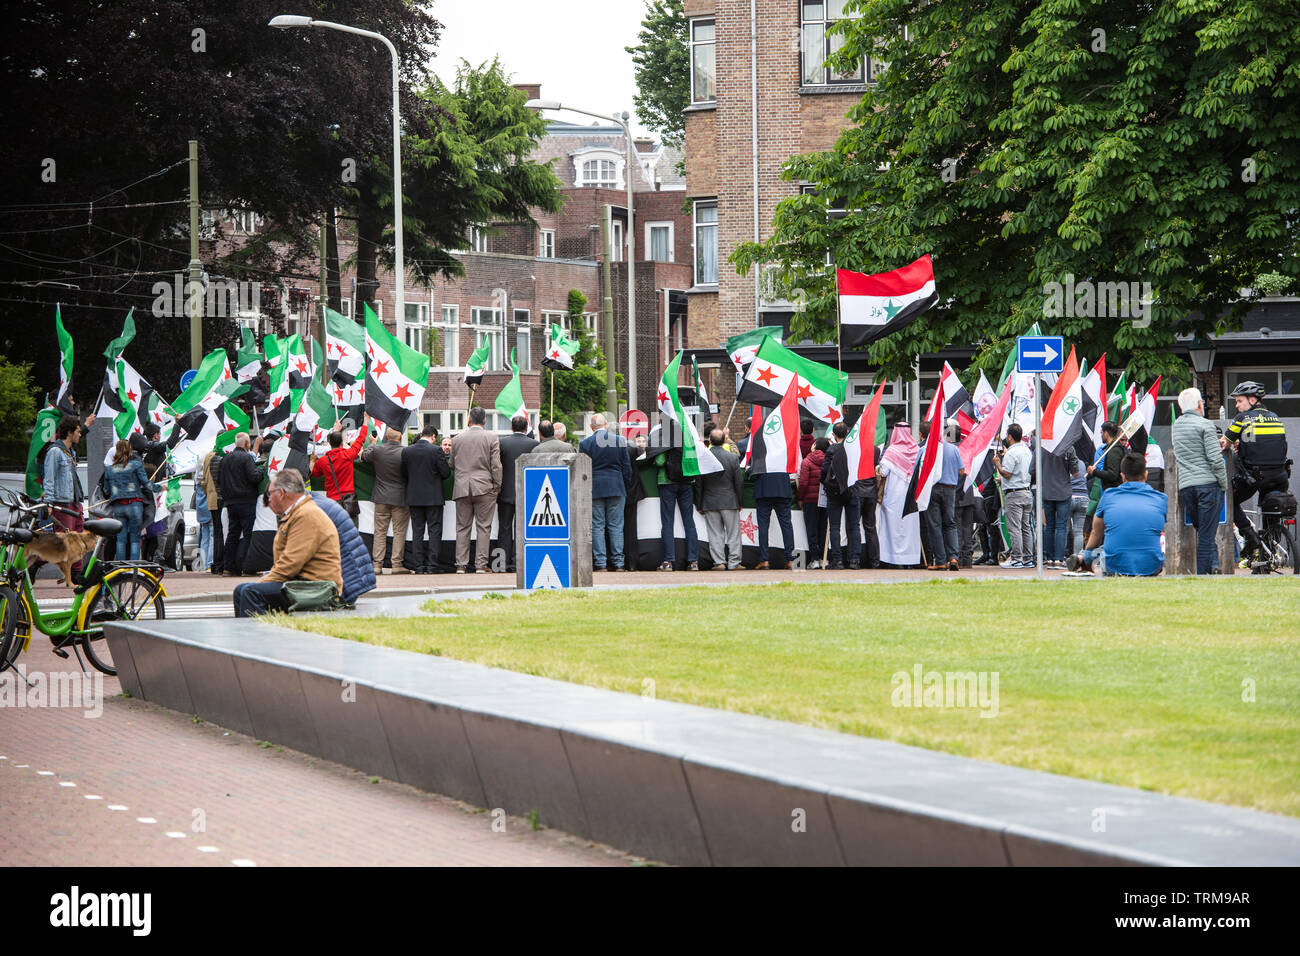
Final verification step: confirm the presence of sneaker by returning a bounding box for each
[807,560,821,570]
[947,559,959,571]
[848,561,861,570]
[391,566,413,575]
[456,567,466,574]
[687,561,700,571]
[658,562,674,572]
[927,564,946,571]
[754,561,770,570]
[826,560,844,570]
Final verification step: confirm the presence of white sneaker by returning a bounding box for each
[808,560,821,570]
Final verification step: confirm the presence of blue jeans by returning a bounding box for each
[801,505,825,562]
[921,484,958,565]
[593,495,626,569]
[1044,498,1070,562]
[233,581,290,618]
[756,497,796,565]
[659,483,697,565]
[826,495,860,564]
[195,486,213,566]
[111,501,144,560]
[1180,483,1223,574]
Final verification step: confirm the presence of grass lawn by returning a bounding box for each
[287,578,1300,818]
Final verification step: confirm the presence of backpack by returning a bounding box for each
[33,440,60,491]
[664,446,688,484]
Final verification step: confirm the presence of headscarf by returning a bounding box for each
[881,423,919,476]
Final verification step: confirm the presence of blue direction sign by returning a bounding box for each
[1016,335,1065,374]
[522,466,570,542]
[1185,496,1229,526]
[179,369,198,392]
[524,544,571,590]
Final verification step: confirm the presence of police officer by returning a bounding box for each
[1220,381,1290,562]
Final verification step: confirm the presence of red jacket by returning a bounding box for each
[799,433,815,460]
[796,448,825,504]
[311,424,369,498]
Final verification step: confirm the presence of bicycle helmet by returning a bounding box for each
[1230,381,1267,399]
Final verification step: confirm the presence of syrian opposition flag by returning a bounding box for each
[843,381,886,482]
[105,358,157,439]
[691,354,710,411]
[172,349,232,417]
[961,377,1014,492]
[102,309,136,363]
[283,335,314,393]
[657,353,722,477]
[1118,377,1161,454]
[542,324,578,371]
[1039,346,1084,454]
[494,348,527,421]
[265,435,290,477]
[216,402,250,454]
[261,349,293,435]
[749,375,802,478]
[54,305,74,411]
[464,340,491,386]
[236,327,263,383]
[291,378,336,455]
[364,302,428,430]
[325,307,365,387]
[837,254,938,350]
[737,336,848,424]
[725,326,784,375]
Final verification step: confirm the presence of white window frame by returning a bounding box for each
[229,209,261,234]
[539,228,555,258]
[690,18,716,104]
[693,199,719,287]
[470,225,489,253]
[403,301,430,356]
[470,306,505,370]
[572,147,624,189]
[541,310,568,335]
[513,309,531,371]
[611,220,624,262]
[431,410,466,435]
[435,304,460,370]
[800,1,884,86]
[646,221,674,263]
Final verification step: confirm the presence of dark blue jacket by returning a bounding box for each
[311,492,376,604]
[753,471,794,502]
[579,429,635,499]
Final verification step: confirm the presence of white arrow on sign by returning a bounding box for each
[1023,343,1058,364]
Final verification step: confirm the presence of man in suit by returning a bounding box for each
[402,423,451,573]
[450,406,502,573]
[698,428,744,570]
[535,419,575,453]
[218,433,265,576]
[360,426,411,574]
[579,414,634,571]
[497,415,539,573]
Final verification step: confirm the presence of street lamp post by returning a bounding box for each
[525,99,636,411]
[270,15,405,326]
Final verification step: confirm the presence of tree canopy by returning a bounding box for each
[627,0,689,149]
[732,0,1300,385]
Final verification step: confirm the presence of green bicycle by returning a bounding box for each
[0,489,167,677]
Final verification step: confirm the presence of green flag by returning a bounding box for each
[102,308,136,361]
[291,377,336,454]
[494,348,526,421]
[657,353,722,476]
[25,407,63,498]
[236,326,263,382]
[363,302,429,430]
[216,402,250,453]
[464,340,491,385]
[725,326,785,375]
[55,305,74,409]
[171,348,230,416]
[541,324,579,371]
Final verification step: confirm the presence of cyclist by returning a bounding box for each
[1220,381,1291,563]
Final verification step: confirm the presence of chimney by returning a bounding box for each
[513,82,541,101]
[634,137,655,154]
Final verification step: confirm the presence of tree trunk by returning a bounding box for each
[325,206,342,314]
[354,194,382,320]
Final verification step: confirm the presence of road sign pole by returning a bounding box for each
[1034,371,1043,580]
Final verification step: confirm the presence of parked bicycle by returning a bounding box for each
[0,488,167,676]
[1238,489,1300,575]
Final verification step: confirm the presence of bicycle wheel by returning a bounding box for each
[1264,521,1300,575]
[0,586,18,673]
[79,568,166,675]
[2,589,31,671]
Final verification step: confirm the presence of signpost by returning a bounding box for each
[1017,336,1065,580]
[619,409,649,441]
[517,452,592,590]
[179,369,198,393]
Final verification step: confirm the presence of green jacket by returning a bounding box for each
[1171,409,1228,491]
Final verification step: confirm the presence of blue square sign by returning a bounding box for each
[524,544,570,590]
[1016,335,1066,374]
[1185,496,1229,526]
[522,466,570,541]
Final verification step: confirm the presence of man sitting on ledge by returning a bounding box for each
[1068,451,1167,576]
[233,468,344,618]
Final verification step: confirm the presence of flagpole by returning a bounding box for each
[1034,371,1043,581]
[549,369,555,421]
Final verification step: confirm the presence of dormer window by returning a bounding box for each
[571,147,625,189]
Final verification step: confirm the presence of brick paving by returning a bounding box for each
[0,640,644,867]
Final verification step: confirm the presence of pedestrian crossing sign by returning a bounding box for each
[523,467,569,541]
[524,544,570,590]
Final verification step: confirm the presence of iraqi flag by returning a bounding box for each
[725,326,784,375]
[1118,377,1161,454]
[961,377,1014,492]
[542,324,579,371]
[325,307,365,387]
[930,361,970,425]
[1077,353,1107,463]
[737,336,848,424]
[657,353,722,477]
[844,381,886,481]
[364,302,429,430]
[1039,346,1084,454]
[911,387,948,511]
[837,255,938,350]
[749,375,802,478]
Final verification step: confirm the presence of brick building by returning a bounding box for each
[208,86,691,433]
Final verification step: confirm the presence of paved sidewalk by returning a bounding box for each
[0,641,644,867]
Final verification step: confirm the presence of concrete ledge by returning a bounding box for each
[103,619,1300,867]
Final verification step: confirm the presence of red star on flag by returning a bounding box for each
[372,359,390,377]
[270,457,281,471]
[795,379,813,401]
[826,406,842,424]
[550,349,560,359]
[126,388,138,402]
[392,382,414,403]
[657,387,670,405]
[296,359,309,374]
[336,344,347,359]
[739,513,758,542]
[223,369,231,380]
[335,387,344,402]
[225,423,237,431]
[366,342,374,358]
[271,396,282,408]
[755,366,777,387]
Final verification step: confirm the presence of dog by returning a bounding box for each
[25,530,101,587]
